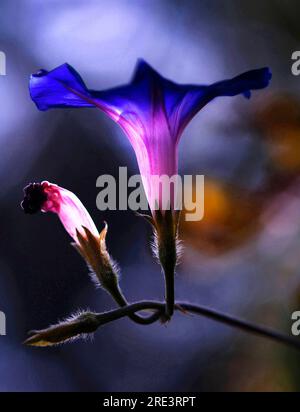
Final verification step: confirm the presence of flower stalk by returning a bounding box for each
[153,209,180,319]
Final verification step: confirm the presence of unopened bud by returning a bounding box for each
[23,311,99,347]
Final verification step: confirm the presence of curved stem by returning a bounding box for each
[96,301,164,325]
[108,283,161,325]
[94,300,300,351]
[25,300,300,350]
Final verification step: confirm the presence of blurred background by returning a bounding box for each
[1,0,300,392]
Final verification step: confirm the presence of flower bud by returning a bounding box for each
[23,311,99,347]
[21,181,119,294]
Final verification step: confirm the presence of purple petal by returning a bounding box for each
[29,60,271,141]
[174,67,272,138]
[30,63,119,120]
[30,64,94,110]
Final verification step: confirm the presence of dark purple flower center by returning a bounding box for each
[21,183,47,214]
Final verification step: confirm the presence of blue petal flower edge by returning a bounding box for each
[209,67,272,100]
[28,61,272,133]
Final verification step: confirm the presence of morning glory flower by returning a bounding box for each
[29,60,271,319]
[21,181,119,293]
[21,181,99,243]
[29,60,272,214]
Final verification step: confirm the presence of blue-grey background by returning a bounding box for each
[1,0,300,391]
